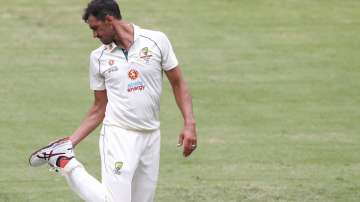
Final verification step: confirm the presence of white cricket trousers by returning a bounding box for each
[61,125,161,202]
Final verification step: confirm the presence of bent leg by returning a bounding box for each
[61,159,113,202]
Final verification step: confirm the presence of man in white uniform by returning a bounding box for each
[28,0,197,201]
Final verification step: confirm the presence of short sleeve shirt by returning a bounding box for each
[89,24,178,131]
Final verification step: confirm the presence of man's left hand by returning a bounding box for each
[178,124,197,157]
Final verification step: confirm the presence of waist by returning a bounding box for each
[101,123,160,135]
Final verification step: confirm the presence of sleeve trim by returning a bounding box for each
[97,48,106,74]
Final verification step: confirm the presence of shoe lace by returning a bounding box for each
[37,150,66,161]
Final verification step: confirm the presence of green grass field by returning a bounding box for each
[1,0,360,201]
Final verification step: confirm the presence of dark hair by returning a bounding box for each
[82,0,122,21]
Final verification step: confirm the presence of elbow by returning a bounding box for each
[92,104,106,122]
[170,78,186,91]
[97,106,106,121]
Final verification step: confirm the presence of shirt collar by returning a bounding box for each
[133,24,140,41]
[106,42,117,52]
[106,24,140,52]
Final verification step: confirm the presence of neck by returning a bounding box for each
[113,21,134,50]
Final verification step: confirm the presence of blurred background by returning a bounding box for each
[0,0,359,201]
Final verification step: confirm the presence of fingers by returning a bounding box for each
[177,127,197,157]
[177,133,184,147]
[192,138,197,149]
[183,136,197,157]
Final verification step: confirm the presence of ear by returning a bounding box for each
[105,15,114,24]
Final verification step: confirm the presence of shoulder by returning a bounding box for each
[90,45,107,59]
[138,27,169,46]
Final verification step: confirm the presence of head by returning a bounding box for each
[82,0,122,44]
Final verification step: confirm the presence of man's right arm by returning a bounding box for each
[69,90,107,147]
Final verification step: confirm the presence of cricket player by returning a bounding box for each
[28,0,197,201]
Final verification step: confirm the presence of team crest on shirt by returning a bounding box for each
[114,161,123,175]
[127,69,145,92]
[139,47,152,63]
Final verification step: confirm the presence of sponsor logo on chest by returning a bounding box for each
[127,69,145,92]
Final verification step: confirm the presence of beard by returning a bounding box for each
[100,39,112,45]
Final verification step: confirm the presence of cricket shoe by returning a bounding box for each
[29,137,74,168]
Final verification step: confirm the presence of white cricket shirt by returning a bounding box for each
[89,24,178,131]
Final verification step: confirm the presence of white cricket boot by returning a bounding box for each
[29,137,74,168]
